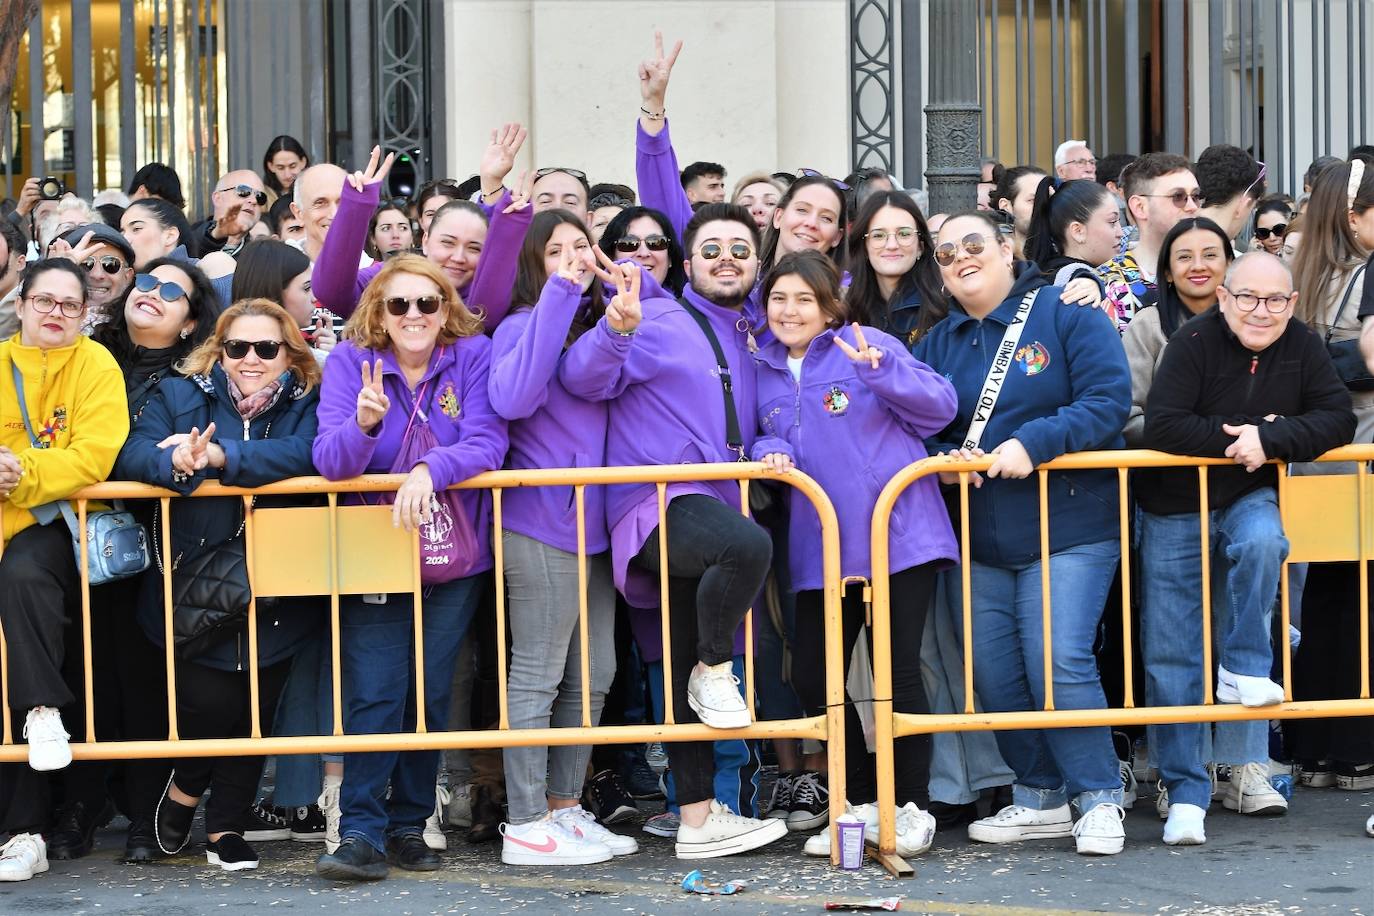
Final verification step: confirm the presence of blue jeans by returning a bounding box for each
[963,541,1123,813]
[1139,487,1287,809]
[338,577,481,852]
[265,637,329,807]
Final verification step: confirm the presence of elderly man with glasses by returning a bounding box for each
[1054,140,1098,182]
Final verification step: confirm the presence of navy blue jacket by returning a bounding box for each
[912,265,1131,566]
[114,365,322,672]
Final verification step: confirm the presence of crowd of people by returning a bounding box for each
[1,31,1373,885]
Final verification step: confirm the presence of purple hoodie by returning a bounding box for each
[311,182,530,327]
[312,337,509,575]
[752,325,959,591]
[559,284,758,608]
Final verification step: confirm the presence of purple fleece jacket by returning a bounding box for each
[312,338,509,575]
[558,284,759,608]
[752,325,960,591]
[311,182,530,328]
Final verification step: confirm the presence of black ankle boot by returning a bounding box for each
[123,818,163,863]
[48,799,114,860]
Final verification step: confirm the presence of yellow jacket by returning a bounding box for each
[0,334,129,544]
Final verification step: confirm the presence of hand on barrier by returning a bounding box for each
[760,452,794,474]
[1059,276,1103,309]
[346,145,396,194]
[502,170,534,214]
[986,438,1033,479]
[479,123,528,195]
[592,248,642,334]
[393,462,435,532]
[1222,422,1268,472]
[639,31,682,114]
[833,322,883,369]
[936,447,985,487]
[357,359,391,433]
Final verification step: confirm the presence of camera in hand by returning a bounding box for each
[39,176,66,200]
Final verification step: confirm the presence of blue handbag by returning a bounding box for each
[10,362,151,585]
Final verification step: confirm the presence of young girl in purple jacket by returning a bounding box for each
[752,250,959,859]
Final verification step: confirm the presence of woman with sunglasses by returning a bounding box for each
[113,299,322,873]
[1250,197,1292,256]
[911,211,1132,857]
[314,136,532,329]
[311,255,506,882]
[367,202,415,260]
[751,250,957,860]
[0,260,128,885]
[596,206,686,295]
[844,191,946,344]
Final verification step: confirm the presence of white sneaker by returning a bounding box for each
[1366,813,1373,837]
[24,707,71,772]
[0,833,47,882]
[446,782,473,828]
[1073,803,1125,856]
[500,814,612,866]
[423,784,450,851]
[317,781,341,854]
[1120,759,1138,810]
[687,661,750,728]
[1162,803,1207,845]
[553,805,640,855]
[1216,666,1284,707]
[803,803,877,856]
[968,803,1074,844]
[1222,762,1288,816]
[674,799,788,859]
[805,802,938,858]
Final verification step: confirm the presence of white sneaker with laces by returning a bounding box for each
[554,805,639,855]
[1223,761,1288,815]
[0,833,47,882]
[687,661,750,728]
[1162,803,1206,845]
[675,799,788,859]
[1216,665,1284,707]
[317,781,341,854]
[500,814,612,866]
[803,801,936,858]
[967,803,1074,844]
[1073,803,1125,856]
[423,784,450,850]
[446,782,473,828]
[24,707,71,772]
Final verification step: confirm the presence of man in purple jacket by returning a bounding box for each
[559,202,787,860]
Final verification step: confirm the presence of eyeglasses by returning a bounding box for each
[1064,157,1097,169]
[695,241,754,261]
[215,184,268,207]
[797,168,850,190]
[1241,161,1268,202]
[534,167,588,182]
[383,295,444,316]
[133,272,187,301]
[25,293,86,318]
[223,339,283,360]
[1224,288,1294,314]
[81,255,126,275]
[613,234,671,254]
[1253,223,1288,241]
[933,233,993,267]
[1139,188,1204,209]
[864,227,919,247]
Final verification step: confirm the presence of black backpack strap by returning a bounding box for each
[677,297,746,461]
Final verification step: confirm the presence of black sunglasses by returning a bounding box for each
[216,184,268,207]
[223,339,282,360]
[1253,223,1288,240]
[81,255,126,275]
[695,241,754,261]
[534,167,588,182]
[133,272,186,301]
[613,234,671,254]
[383,295,443,316]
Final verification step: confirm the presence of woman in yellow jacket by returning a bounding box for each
[0,259,128,884]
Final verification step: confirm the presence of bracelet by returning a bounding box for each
[611,325,636,337]
[639,106,665,121]
[482,186,505,199]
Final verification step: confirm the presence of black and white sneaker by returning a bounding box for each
[785,771,829,832]
[585,770,638,825]
[206,833,259,871]
[242,802,291,842]
[765,772,794,820]
[289,804,328,841]
[1335,761,1374,790]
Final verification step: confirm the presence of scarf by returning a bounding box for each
[226,370,292,421]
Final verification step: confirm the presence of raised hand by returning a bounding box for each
[592,247,643,334]
[639,31,682,111]
[46,230,100,265]
[211,202,248,242]
[357,359,391,432]
[346,145,397,193]
[502,170,534,213]
[479,123,528,192]
[833,322,882,369]
[555,235,586,283]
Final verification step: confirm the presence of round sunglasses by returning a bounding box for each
[133,272,186,301]
[1253,223,1288,241]
[81,255,126,275]
[933,233,993,267]
[223,339,282,360]
[383,295,443,316]
[695,241,754,261]
[613,234,671,254]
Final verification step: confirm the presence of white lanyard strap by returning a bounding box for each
[962,289,1038,451]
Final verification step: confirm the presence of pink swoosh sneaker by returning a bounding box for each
[500,815,613,866]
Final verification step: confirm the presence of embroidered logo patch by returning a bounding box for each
[822,386,850,416]
[1015,342,1050,376]
[438,383,461,419]
[37,405,68,446]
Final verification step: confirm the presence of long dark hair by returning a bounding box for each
[124,197,196,259]
[1024,177,1114,267]
[261,135,309,196]
[231,239,312,306]
[758,174,848,269]
[597,205,686,295]
[844,190,945,333]
[511,210,602,344]
[1154,216,1234,337]
[91,257,218,364]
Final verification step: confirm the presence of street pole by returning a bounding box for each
[924,0,982,215]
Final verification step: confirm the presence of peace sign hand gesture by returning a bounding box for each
[346,145,397,194]
[170,422,217,476]
[555,236,589,283]
[833,323,883,370]
[357,359,391,432]
[46,230,101,266]
[591,247,643,335]
[639,31,682,111]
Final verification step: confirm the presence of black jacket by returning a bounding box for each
[1138,306,1356,515]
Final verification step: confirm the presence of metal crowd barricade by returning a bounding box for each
[0,463,852,867]
[868,446,1374,873]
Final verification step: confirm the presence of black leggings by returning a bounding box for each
[793,564,937,807]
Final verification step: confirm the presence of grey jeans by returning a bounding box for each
[501,531,618,825]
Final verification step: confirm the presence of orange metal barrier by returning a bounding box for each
[0,463,852,867]
[868,446,1374,872]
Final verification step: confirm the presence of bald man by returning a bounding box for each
[195,168,267,256]
[292,163,348,262]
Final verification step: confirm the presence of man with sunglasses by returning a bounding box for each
[1096,152,1200,332]
[1196,145,1267,244]
[53,223,135,326]
[194,169,267,257]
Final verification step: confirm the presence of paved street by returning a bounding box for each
[2,787,1369,915]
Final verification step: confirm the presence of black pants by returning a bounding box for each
[793,564,937,807]
[170,657,289,835]
[0,521,82,710]
[632,495,772,807]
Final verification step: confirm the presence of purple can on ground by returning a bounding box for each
[838,820,865,870]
